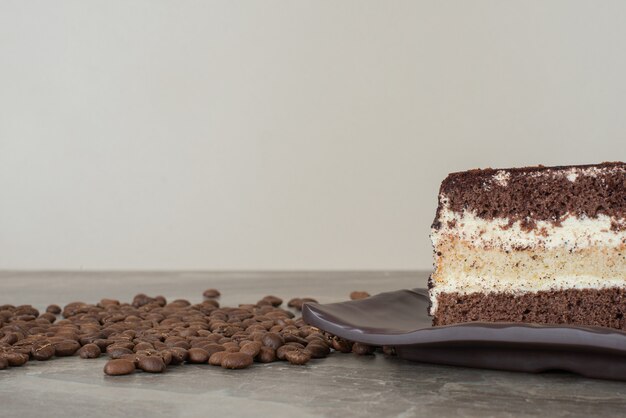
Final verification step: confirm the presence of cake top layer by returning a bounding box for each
[433,162,626,230]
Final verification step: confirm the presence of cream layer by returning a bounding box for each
[432,203,626,252]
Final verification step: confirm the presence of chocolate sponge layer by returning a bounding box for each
[432,162,626,230]
[434,288,626,330]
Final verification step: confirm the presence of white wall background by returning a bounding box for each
[2,1,626,271]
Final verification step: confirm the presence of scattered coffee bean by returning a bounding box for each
[78,344,101,359]
[187,348,210,364]
[137,356,166,373]
[31,342,55,361]
[0,289,390,378]
[285,349,311,365]
[1,333,18,345]
[39,312,57,323]
[305,342,330,359]
[261,296,282,307]
[133,342,153,352]
[287,298,303,309]
[208,351,228,366]
[350,291,370,300]
[5,353,28,367]
[352,342,374,355]
[203,289,221,298]
[107,346,134,359]
[276,345,298,361]
[221,352,253,369]
[160,350,172,365]
[54,340,80,356]
[203,343,226,357]
[104,359,135,376]
[382,346,396,356]
[257,346,276,363]
[284,333,308,345]
[332,337,352,353]
[168,348,189,365]
[262,332,284,350]
[240,341,262,357]
[132,294,155,308]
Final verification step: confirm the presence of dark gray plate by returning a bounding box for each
[302,288,626,381]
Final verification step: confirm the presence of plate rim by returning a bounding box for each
[302,288,626,353]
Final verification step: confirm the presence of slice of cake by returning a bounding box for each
[429,162,626,329]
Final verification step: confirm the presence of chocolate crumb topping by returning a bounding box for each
[432,162,626,229]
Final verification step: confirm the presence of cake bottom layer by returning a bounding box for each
[433,288,626,329]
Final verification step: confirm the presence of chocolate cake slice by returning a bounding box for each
[430,162,626,329]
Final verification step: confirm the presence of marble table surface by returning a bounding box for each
[1,271,626,418]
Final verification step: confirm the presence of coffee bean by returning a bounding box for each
[284,333,308,345]
[202,343,225,357]
[12,345,31,355]
[54,340,80,356]
[331,337,352,353]
[133,342,154,352]
[352,342,374,355]
[137,356,166,373]
[168,348,188,365]
[203,289,221,298]
[4,352,28,367]
[0,289,357,378]
[287,298,303,309]
[206,350,224,366]
[256,299,272,307]
[160,350,172,365]
[78,344,101,359]
[1,333,18,345]
[108,341,134,351]
[256,346,276,363]
[15,305,39,317]
[169,299,191,308]
[222,342,240,353]
[382,346,396,356]
[39,312,57,323]
[304,343,330,359]
[284,342,305,350]
[132,294,155,308]
[261,296,282,307]
[261,332,284,350]
[221,352,253,369]
[284,349,311,365]
[107,346,133,359]
[276,345,298,361]
[99,298,120,307]
[350,291,370,300]
[104,359,135,376]
[187,348,210,363]
[94,339,111,351]
[0,357,8,370]
[240,341,261,357]
[118,353,139,364]
[31,342,55,360]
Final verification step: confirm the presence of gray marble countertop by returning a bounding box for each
[1,271,626,418]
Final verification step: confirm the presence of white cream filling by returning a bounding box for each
[432,204,626,251]
[429,274,626,315]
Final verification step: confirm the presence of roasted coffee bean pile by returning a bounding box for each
[0,289,392,375]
